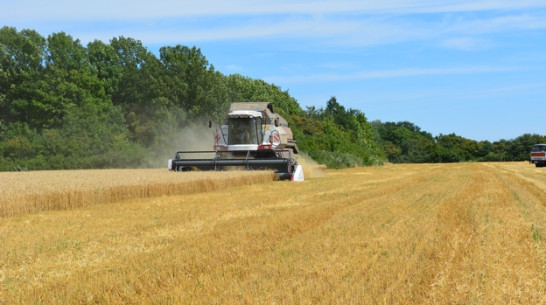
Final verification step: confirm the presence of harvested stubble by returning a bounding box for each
[0,169,276,217]
[0,162,544,304]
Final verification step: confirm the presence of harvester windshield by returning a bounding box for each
[228,117,263,145]
[532,144,546,152]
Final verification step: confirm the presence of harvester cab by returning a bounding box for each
[168,102,304,181]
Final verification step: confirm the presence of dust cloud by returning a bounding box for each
[295,152,326,179]
[175,122,216,151]
[147,120,217,168]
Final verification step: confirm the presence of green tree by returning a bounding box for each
[41,32,109,129]
[59,103,143,168]
[160,45,215,116]
[0,27,46,128]
[290,97,384,168]
[507,134,546,161]
[111,36,163,108]
[87,40,122,97]
[374,121,435,163]
[226,74,302,117]
[435,133,479,162]
[110,36,166,146]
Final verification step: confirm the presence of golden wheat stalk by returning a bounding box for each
[0,169,275,217]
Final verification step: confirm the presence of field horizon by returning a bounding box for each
[0,162,544,304]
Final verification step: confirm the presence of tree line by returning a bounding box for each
[371,121,545,163]
[0,27,543,171]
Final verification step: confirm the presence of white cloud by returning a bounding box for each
[447,14,546,34]
[4,0,546,21]
[67,15,421,46]
[224,64,244,72]
[6,0,546,20]
[265,66,524,83]
[3,0,545,49]
[441,37,493,51]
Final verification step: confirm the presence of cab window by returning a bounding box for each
[228,118,259,145]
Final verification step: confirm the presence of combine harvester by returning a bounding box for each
[168,102,304,181]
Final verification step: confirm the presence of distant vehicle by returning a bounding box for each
[530,144,546,167]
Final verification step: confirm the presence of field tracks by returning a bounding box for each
[0,162,544,304]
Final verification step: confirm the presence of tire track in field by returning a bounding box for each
[425,163,545,304]
[142,164,451,303]
[327,164,479,304]
[163,164,457,303]
[482,162,546,203]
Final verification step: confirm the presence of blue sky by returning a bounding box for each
[3,0,546,141]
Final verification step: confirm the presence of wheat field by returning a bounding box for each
[0,162,544,304]
[0,169,276,217]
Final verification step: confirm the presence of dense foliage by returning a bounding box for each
[1,27,543,171]
[291,97,384,168]
[372,121,546,163]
